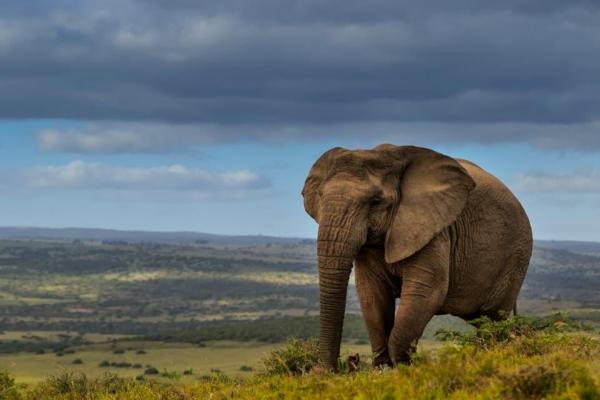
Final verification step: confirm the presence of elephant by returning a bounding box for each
[302,144,532,370]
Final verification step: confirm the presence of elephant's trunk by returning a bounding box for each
[317,201,366,370]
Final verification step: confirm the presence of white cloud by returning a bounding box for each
[36,124,227,153]
[22,161,270,197]
[36,120,600,154]
[515,169,600,193]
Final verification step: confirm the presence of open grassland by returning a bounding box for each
[0,319,378,384]
[0,340,372,385]
[1,341,278,384]
[1,316,598,400]
[0,313,468,383]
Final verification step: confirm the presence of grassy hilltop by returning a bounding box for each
[1,316,599,399]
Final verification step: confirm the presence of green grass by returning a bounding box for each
[0,339,372,384]
[2,315,598,399]
[1,341,275,384]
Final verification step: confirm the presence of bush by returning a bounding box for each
[98,360,110,367]
[0,370,21,400]
[161,369,181,380]
[435,313,586,348]
[503,358,597,399]
[71,358,83,365]
[239,365,253,372]
[144,367,159,375]
[111,362,132,368]
[260,338,319,376]
[28,372,127,398]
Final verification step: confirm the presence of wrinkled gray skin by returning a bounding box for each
[302,145,532,370]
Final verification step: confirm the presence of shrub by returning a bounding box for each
[71,358,83,365]
[239,365,253,372]
[112,348,125,354]
[135,349,147,355]
[44,373,90,396]
[260,338,319,376]
[183,368,194,375]
[98,360,110,367]
[435,313,586,348]
[111,362,132,368]
[0,370,21,400]
[144,367,159,375]
[161,369,181,380]
[29,372,127,398]
[503,358,597,399]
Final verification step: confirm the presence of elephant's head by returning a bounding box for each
[302,144,475,369]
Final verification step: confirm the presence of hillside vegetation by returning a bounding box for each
[1,315,598,399]
[1,236,600,387]
[2,238,600,337]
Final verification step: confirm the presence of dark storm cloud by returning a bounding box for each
[2,0,600,150]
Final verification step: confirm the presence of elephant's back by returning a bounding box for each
[456,159,530,228]
[456,157,532,260]
[457,159,512,197]
[443,159,532,317]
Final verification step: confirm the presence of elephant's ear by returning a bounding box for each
[302,147,347,221]
[384,147,475,264]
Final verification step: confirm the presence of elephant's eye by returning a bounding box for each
[370,197,382,207]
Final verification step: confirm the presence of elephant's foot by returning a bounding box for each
[372,351,393,368]
[388,340,417,366]
[390,351,412,366]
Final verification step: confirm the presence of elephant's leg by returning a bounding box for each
[388,234,450,364]
[481,250,529,321]
[355,247,398,367]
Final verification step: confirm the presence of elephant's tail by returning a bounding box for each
[513,302,518,317]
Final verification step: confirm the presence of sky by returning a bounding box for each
[1,1,600,240]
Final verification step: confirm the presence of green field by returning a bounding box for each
[1,316,598,399]
[2,340,275,384]
[1,339,373,384]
